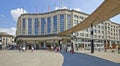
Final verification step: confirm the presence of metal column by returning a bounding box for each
[91,23,94,53]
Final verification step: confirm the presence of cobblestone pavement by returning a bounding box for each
[0,50,63,66]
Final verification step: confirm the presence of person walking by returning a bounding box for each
[31,46,34,52]
[65,46,68,52]
[22,47,26,52]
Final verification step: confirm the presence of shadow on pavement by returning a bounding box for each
[60,52,120,66]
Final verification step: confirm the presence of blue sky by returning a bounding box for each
[0,0,120,35]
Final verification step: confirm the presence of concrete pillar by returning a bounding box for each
[23,41,25,47]
[53,41,56,47]
[34,43,36,50]
[84,42,86,49]
[38,43,41,49]
[109,41,112,48]
[73,41,76,50]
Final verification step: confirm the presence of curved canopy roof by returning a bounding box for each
[59,0,120,35]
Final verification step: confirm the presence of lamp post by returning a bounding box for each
[71,33,76,54]
[117,25,120,54]
[91,23,94,53]
[104,24,107,52]
[71,34,74,51]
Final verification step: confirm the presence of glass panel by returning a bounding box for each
[47,17,51,33]
[53,16,57,33]
[60,14,64,32]
[34,18,39,35]
[22,18,26,34]
[22,18,26,28]
[28,18,32,35]
[41,18,45,34]
[67,15,71,29]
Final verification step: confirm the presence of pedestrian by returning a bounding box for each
[31,46,34,52]
[22,47,26,52]
[19,46,21,52]
[65,46,68,52]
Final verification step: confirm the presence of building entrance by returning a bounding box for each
[26,45,31,50]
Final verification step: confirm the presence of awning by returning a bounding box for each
[59,0,120,35]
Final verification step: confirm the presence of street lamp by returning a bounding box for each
[117,25,120,54]
[71,33,76,54]
[91,23,94,53]
[104,24,107,52]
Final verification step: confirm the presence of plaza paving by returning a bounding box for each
[0,50,63,66]
[0,50,120,66]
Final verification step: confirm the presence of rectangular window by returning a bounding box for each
[0,37,2,41]
[41,18,45,34]
[34,18,39,35]
[80,33,83,36]
[98,30,100,33]
[85,34,88,37]
[22,18,26,28]
[79,16,84,20]
[94,35,97,38]
[108,27,110,30]
[74,15,78,19]
[60,14,64,32]
[76,33,79,36]
[99,35,101,38]
[94,29,96,33]
[53,16,57,33]
[98,25,100,29]
[22,18,26,34]
[67,15,71,29]
[47,17,51,33]
[28,18,32,35]
[74,20,78,24]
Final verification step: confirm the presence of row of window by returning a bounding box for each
[22,14,72,35]
[94,25,118,31]
[76,32,119,40]
[79,29,119,36]
[74,15,86,20]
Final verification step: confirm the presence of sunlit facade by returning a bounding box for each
[16,9,120,50]
[0,32,15,49]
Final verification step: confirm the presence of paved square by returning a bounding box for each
[0,50,63,66]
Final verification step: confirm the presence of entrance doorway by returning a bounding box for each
[26,45,31,50]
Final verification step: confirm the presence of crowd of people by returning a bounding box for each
[18,45,34,52]
[48,46,74,54]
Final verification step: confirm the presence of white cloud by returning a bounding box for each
[10,8,28,22]
[0,27,16,36]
